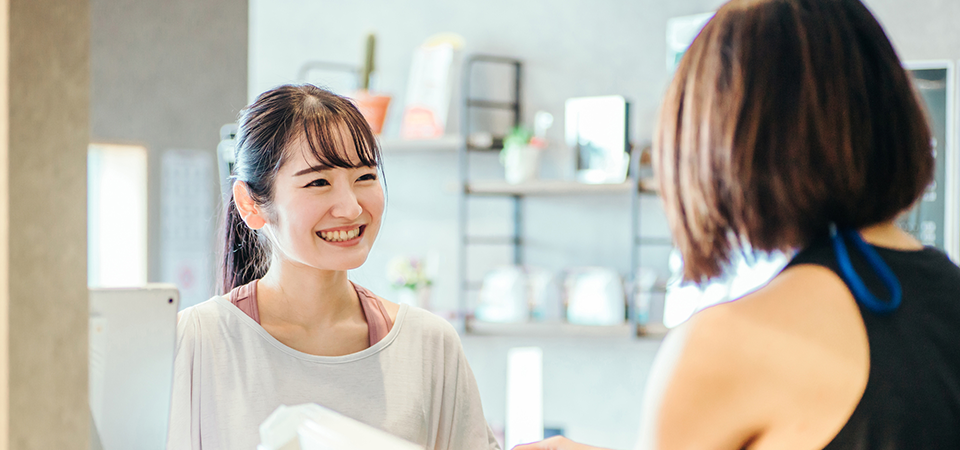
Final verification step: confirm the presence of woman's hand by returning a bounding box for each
[511,436,612,450]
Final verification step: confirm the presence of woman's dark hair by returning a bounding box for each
[218,84,382,294]
[654,0,934,283]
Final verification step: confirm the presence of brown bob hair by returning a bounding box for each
[654,0,934,283]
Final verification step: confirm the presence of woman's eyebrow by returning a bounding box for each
[293,164,332,177]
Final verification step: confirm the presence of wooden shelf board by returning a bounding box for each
[639,177,659,193]
[466,179,659,196]
[465,319,637,337]
[635,323,671,338]
[466,180,628,195]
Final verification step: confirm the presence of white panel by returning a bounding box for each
[89,285,179,450]
[87,144,148,287]
[905,60,957,260]
[506,346,543,448]
[946,61,959,261]
[936,60,959,261]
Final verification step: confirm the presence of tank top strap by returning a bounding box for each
[229,279,393,347]
[352,282,394,346]
[228,280,261,324]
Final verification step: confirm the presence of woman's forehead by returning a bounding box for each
[284,128,362,170]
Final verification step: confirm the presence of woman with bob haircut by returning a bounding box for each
[517,0,960,449]
[167,84,500,450]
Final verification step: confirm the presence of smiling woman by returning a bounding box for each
[234,131,383,276]
[167,84,500,450]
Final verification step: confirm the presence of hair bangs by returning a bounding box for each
[295,97,381,172]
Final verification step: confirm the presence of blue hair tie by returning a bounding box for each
[829,223,902,314]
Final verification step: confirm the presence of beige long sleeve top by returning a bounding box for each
[166,295,500,450]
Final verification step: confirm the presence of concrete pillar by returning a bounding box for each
[0,0,8,444]
[4,0,90,448]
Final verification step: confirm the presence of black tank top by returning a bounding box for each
[786,239,960,449]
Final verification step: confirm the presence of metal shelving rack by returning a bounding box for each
[457,54,524,316]
[456,54,669,337]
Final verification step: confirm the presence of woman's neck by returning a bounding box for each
[256,259,362,330]
[858,221,924,251]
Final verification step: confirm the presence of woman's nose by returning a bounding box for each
[330,186,362,220]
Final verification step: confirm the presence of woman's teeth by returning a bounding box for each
[319,227,361,242]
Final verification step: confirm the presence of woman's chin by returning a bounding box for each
[315,254,369,272]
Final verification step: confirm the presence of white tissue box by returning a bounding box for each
[258,403,422,450]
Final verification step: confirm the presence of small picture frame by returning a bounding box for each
[565,95,631,184]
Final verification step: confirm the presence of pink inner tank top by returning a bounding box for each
[228,280,394,346]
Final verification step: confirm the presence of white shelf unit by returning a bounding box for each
[454,55,674,340]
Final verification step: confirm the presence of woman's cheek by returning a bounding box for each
[295,196,326,222]
[365,187,385,219]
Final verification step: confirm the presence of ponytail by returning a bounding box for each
[218,194,269,294]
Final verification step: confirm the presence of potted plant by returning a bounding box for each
[352,33,391,134]
[386,255,434,310]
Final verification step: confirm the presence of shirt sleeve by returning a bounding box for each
[433,323,502,450]
[166,307,203,450]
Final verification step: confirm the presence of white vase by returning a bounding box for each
[396,288,418,307]
[502,144,541,184]
[395,287,432,310]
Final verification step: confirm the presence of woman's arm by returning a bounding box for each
[431,320,502,450]
[512,436,612,450]
[513,301,769,450]
[636,306,770,450]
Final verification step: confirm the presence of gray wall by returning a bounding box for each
[7,0,90,447]
[91,0,248,290]
[868,0,960,60]
[248,0,960,448]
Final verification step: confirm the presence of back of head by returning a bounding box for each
[655,0,934,283]
[218,84,381,294]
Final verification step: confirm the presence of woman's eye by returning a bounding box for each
[306,178,330,187]
[357,173,378,182]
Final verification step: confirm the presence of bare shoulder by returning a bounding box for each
[376,296,401,323]
[653,265,868,449]
[720,264,867,363]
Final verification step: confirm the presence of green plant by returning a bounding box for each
[386,256,433,290]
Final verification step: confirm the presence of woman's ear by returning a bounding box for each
[233,181,267,229]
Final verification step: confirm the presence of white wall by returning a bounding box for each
[250,1,960,447]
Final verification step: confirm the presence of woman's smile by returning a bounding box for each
[317,224,367,245]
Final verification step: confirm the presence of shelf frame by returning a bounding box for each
[458,55,525,326]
